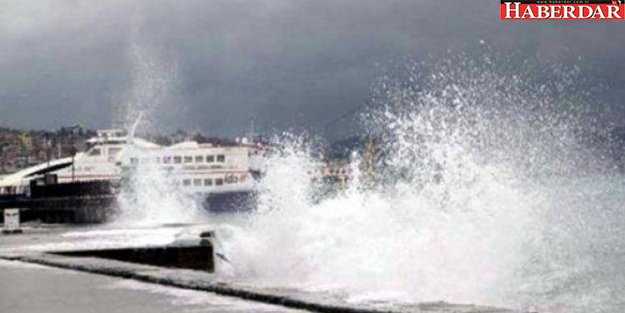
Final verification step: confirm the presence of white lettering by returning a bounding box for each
[607,5,622,19]
[593,6,606,19]
[505,2,522,19]
[504,3,622,20]
[537,5,550,18]
[551,6,562,19]
[562,5,575,18]
[522,5,536,19]
[579,5,593,19]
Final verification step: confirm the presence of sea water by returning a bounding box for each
[213,57,624,313]
[115,52,625,312]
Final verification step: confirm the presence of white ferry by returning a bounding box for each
[0,128,268,214]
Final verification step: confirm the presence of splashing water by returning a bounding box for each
[217,55,621,312]
[115,7,180,133]
[113,158,207,227]
[111,12,196,226]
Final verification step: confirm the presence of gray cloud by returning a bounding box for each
[1,0,624,140]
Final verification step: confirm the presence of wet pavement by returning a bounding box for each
[0,259,306,313]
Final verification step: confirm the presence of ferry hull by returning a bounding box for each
[0,180,117,223]
[202,191,258,213]
[0,180,258,224]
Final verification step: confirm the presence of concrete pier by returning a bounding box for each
[0,225,517,313]
[0,259,307,313]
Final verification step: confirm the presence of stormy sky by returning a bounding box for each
[1,0,624,140]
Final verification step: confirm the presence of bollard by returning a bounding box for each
[3,208,23,235]
[199,230,217,272]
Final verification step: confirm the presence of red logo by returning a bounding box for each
[501,0,625,20]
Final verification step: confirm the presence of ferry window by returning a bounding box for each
[183,179,191,186]
[206,155,215,163]
[163,156,171,164]
[193,179,202,186]
[89,148,101,156]
[215,178,224,186]
[174,156,182,164]
[217,155,225,163]
[195,156,204,163]
[204,179,213,186]
[130,158,139,165]
[184,156,193,163]
[108,147,122,157]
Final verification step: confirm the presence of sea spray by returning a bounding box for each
[219,54,613,311]
[113,154,206,226]
[111,15,199,226]
[114,6,180,134]
[223,133,539,306]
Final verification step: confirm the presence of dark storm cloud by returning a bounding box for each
[1,0,624,139]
